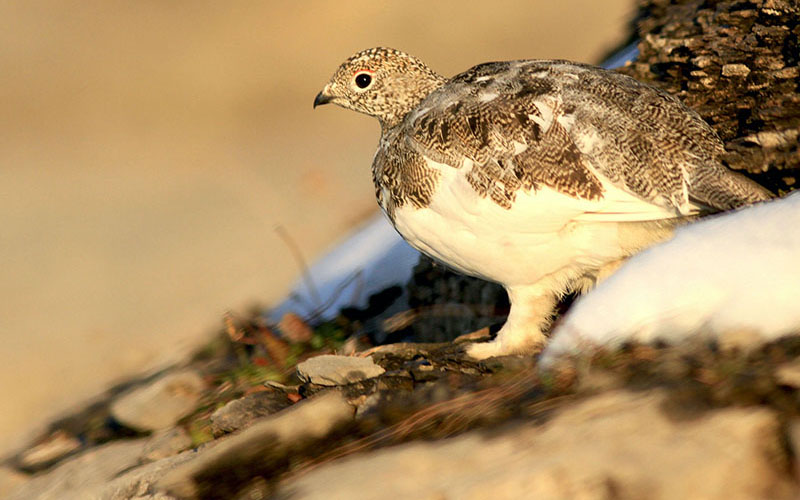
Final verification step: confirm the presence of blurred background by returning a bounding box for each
[0,0,633,457]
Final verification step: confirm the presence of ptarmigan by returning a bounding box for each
[313,47,772,359]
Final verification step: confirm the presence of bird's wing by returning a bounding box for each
[403,60,768,221]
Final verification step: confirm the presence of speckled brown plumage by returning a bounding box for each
[316,48,771,219]
[372,131,440,219]
[404,59,771,213]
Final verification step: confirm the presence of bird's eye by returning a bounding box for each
[354,72,372,89]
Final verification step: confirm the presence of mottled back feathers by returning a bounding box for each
[316,48,772,220]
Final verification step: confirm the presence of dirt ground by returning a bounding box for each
[0,0,633,457]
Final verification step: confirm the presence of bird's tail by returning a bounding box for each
[690,166,773,211]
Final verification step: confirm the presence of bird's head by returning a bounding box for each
[314,47,446,129]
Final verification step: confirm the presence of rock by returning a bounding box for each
[264,380,299,392]
[79,450,194,500]
[209,391,292,435]
[786,419,800,480]
[404,255,508,343]
[12,448,197,500]
[408,359,440,382]
[277,390,793,500]
[17,430,82,470]
[619,0,800,193]
[354,391,382,419]
[0,467,28,497]
[296,354,385,386]
[6,438,147,500]
[453,327,492,344]
[716,328,770,352]
[156,390,354,498]
[142,427,193,462]
[721,63,751,77]
[338,335,363,356]
[111,370,205,431]
[775,361,800,388]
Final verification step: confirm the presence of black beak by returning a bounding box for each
[313,91,332,109]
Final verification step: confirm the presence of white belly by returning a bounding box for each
[390,159,646,287]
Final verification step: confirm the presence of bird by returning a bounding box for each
[313,47,773,360]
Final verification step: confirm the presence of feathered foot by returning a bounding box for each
[466,283,555,360]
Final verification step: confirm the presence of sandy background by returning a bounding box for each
[0,0,633,457]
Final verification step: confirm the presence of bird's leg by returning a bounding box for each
[466,283,556,359]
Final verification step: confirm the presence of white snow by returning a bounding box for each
[541,192,800,364]
[268,214,419,322]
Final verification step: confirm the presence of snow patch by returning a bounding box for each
[268,214,419,322]
[542,192,800,365]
